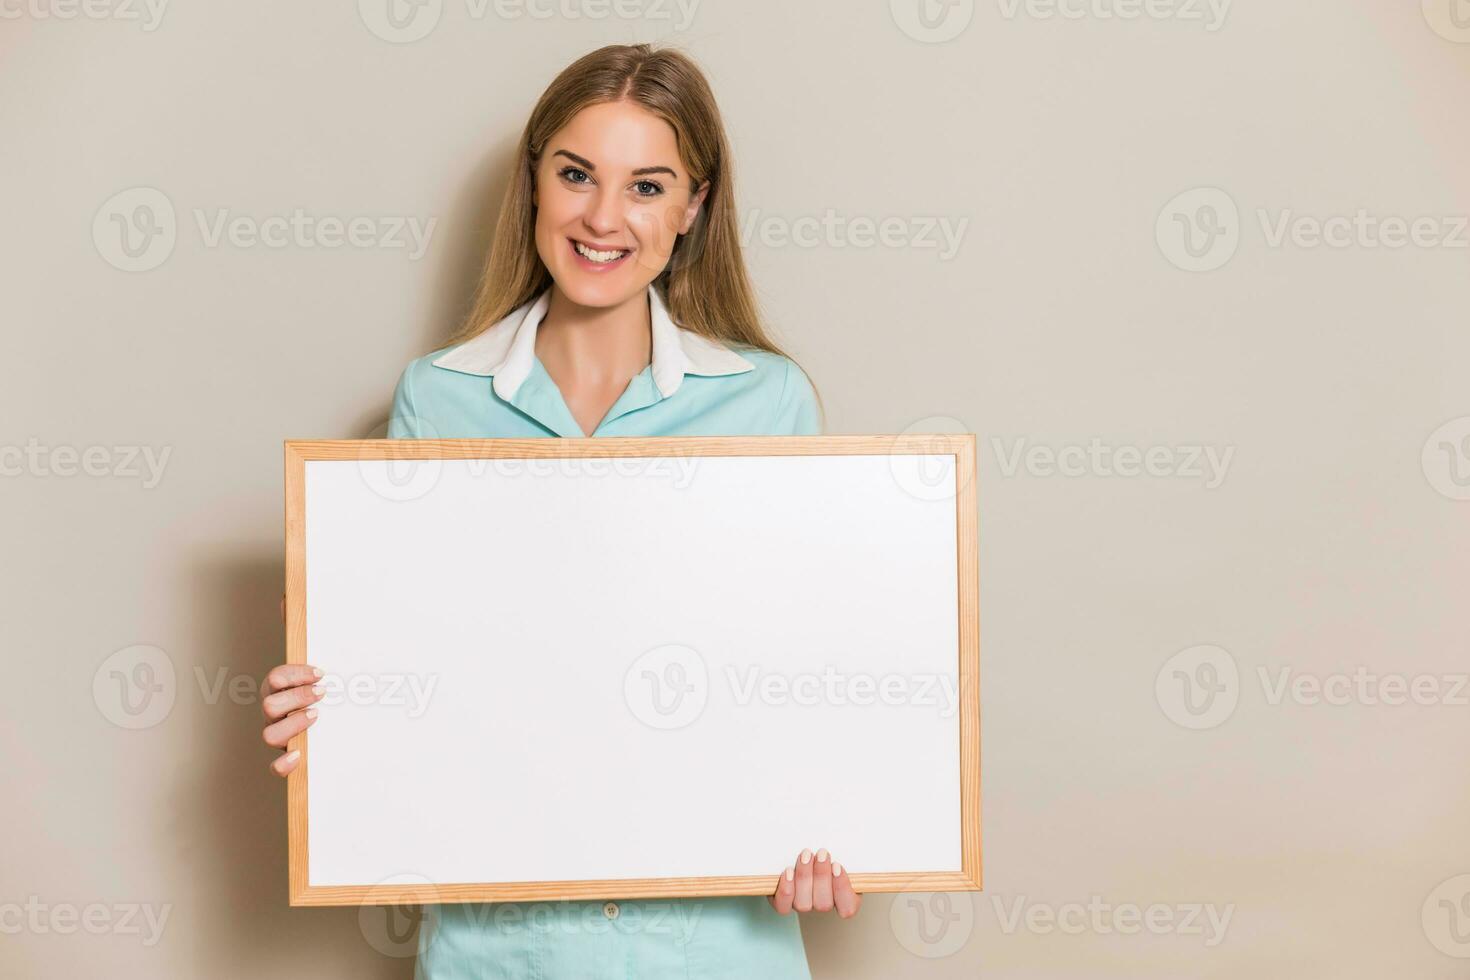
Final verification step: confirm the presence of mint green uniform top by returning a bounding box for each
[386,284,820,980]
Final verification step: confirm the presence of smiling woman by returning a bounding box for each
[259,42,849,980]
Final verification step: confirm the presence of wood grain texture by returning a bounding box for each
[283,434,981,906]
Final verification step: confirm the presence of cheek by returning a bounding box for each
[627,201,687,255]
[535,185,579,233]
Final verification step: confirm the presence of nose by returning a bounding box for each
[582,185,624,241]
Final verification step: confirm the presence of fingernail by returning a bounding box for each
[833,862,843,877]
[816,848,829,863]
[312,667,323,678]
[305,708,318,720]
[311,684,324,696]
[800,848,812,864]
[284,750,300,764]
[785,867,794,881]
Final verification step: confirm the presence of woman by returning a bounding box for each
[261,43,860,978]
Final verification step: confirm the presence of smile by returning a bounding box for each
[569,238,633,268]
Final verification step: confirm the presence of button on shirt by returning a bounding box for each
[386,283,819,979]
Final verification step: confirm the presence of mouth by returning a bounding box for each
[568,237,633,270]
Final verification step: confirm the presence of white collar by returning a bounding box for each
[430,284,756,401]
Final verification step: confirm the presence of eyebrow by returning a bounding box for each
[553,149,678,179]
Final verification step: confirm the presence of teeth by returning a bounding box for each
[574,241,629,263]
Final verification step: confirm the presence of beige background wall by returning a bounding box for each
[4,1,1469,977]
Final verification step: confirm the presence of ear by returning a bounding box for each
[677,180,711,235]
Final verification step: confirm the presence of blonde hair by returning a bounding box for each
[442,43,823,422]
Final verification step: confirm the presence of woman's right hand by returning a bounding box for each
[263,592,323,777]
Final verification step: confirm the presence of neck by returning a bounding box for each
[535,286,652,387]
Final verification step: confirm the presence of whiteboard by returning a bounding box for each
[284,436,980,905]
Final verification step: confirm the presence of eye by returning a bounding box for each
[633,179,665,198]
[557,166,592,185]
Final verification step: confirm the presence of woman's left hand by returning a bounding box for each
[768,848,862,918]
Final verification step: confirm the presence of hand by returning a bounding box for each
[769,848,862,918]
[263,592,322,777]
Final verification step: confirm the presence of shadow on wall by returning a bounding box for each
[188,147,522,974]
[182,556,410,977]
[353,140,519,440]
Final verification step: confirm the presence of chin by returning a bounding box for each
[553,270,648,310]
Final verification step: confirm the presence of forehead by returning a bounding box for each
[546,101,683,174]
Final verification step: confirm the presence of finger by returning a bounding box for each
[262,681,324,721]
[768,866,795,915]
[832,861,861,918]
[270,749,301,777]
[264,663,322,697]
[793,848,814,912]
[811,848,834,912]
[262,706,319,749]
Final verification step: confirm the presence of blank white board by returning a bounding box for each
[285,436,980,905]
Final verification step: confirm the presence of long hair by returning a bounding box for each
[441,43,823,423]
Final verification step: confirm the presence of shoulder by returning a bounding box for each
[387,347,477,438]
[722,347,821,435]
[392,344,479,397]
[725,347,815,394]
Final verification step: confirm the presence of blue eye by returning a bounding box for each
[558,166,591,184]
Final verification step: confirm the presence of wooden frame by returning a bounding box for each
[284,434,980,907]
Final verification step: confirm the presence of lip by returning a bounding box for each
[568,237,634,272]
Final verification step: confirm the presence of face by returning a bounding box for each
[532,100,709,309]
